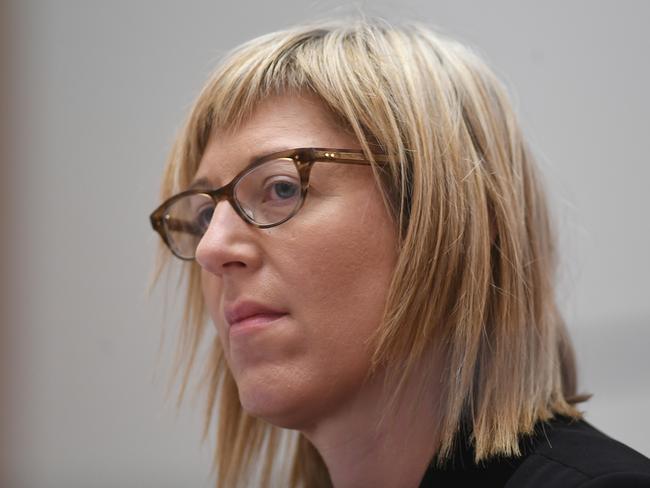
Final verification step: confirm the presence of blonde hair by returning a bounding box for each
[154,17,590,488]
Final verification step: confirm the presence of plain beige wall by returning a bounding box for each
[2,0,11,484]
[6,1,649,486]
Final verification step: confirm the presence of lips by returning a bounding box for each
[224,300,288,327]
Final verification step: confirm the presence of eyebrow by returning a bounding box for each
[188,177,212,190]
[187,146,293,191]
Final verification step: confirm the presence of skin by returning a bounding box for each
[194,93,439,488]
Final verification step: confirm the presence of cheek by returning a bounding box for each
[294,238,393,346]
[284,194,399,372]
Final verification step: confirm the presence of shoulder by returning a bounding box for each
[419,415,650,488]
[507,416,650,488]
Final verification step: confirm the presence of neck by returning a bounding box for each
[300,362,441,488]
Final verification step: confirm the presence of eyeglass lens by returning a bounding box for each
[162,158,302,258]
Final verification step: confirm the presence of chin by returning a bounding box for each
[235,376,322,430]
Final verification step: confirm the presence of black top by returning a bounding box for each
[419,415,650,487]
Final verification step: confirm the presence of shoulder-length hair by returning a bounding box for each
[153,17,589,488]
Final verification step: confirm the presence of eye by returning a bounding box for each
[262,178,300,204]
[196,204,215,232]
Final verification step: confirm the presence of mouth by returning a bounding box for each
[225,299,288,332]
[228,312,288,337]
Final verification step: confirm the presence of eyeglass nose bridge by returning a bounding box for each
[203,181,254,227]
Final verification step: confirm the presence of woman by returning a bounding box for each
[149,18,650,487]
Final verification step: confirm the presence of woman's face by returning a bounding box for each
[194,93,399,429]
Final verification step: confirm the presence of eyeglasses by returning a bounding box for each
[149,147,390,260]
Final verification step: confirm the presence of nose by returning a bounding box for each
[195,199,261,276]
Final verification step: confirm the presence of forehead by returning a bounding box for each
[194,93,360,186]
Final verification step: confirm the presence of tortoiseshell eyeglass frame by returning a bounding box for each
[149,147,391,261]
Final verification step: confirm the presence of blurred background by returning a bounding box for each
[3,1,649,486]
